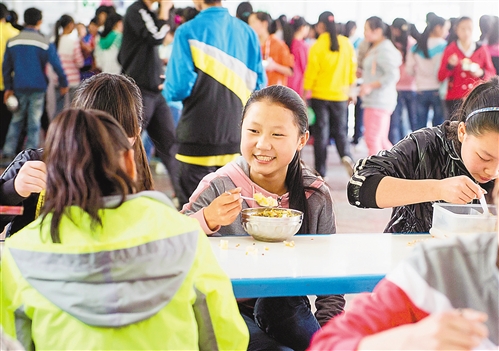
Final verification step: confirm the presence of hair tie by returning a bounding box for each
[465,107,499,122]
[328,15,334,22]
[174,14,182,25]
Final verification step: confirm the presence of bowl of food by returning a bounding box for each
[241,208,303,242]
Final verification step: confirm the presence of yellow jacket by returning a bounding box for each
[303,33,357,101]
[0,21,19,91]
[1,191,249,350]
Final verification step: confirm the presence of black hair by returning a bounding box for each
[391,18,409,61]
[366,16,391,41]
[204,0,222,4]
[414,15,446,59]
[101,13,122,38]
[447,17,458,43]
[0,3,8,20]
[343,20,357,38]
[282,16,308,50]
[487,16,499,46]
[318,11,339,52]
[54,14,74,49]
[236,1,252,24]
[426,12,437,24]
[242,85,316,234]
[253,11,274,34]
[24,7,42,26]
[182,7,199,23]
[454,77,499,137]
[479,15,492,43]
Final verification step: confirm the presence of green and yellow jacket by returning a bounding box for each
[1,191,248,350]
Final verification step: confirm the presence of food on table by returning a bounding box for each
[252,208,298,218]
[283,240,295,247]
[253,193,278,207]
[219,239,229,250]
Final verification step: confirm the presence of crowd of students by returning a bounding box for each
[1,0,499,350]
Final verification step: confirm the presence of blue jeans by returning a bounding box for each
[2,91,45,156]
[414,90,444,130]
[389,90,417,145]
[242,296,320,351]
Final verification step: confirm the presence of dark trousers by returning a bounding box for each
[352,96,364,144]
[310,99,351,177]
[389,91,417,145]
[140,88,180,197]
[0,90,13,151]
[177,162,220,208]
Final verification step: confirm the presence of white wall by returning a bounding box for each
[3,0,499,40]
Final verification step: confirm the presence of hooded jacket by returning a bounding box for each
[181,156,345,326]
[1,191,249,350]
[347,121,495,233]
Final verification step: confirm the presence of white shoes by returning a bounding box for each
[341,156,355,177]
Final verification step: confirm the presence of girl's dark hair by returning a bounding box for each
[479,15,492,42]
[242,85,315,234]
[488,16,499,46]
[101,13,122,38]
[318,11,339,52]
[414,15,446,59]
[283,16,308,50]
[453,76,499,136]
[71,73,153,191]
[391,18,409,61]
[253,11,275,34]
[447,17,458,43]
[41,109,135,243]
[343,20,357,38]
[236,1,253,24]
[366,16,391,41]
[54,14,74,49]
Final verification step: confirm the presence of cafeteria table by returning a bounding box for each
[208,233,432,298]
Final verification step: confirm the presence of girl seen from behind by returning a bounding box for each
[182,85,344,351]
[0,109,248,350]
[284,16,309,97]
[303,11,357,178]
[348,77,499,233]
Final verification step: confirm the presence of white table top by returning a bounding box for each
[209,233,432,297]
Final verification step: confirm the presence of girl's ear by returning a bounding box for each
[457,122,467,143]
[297,131,310,151]
[123,149,137,181]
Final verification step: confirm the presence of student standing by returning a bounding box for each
[303,11,357,177]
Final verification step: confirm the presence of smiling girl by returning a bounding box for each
[182,85,344,350]
[348,77,499,233]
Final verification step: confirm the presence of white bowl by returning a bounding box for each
[241,208,303,242]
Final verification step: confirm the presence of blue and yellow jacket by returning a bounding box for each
[165,7,266,164]
[1,191,248,350]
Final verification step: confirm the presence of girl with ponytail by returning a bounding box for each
[248,11,294,86]
[303,11,357,177]
[284,16,310,97]
[182,85,344,350]
[54,14,84,115]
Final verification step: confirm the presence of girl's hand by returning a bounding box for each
[359,309,489,350]
[438,176,485,204]
[14,161,47,198]
[204,188,243,231]
[265,57,277,72]
[448,53,459,67]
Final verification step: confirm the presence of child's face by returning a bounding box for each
[459,123,499,184]
[456,19,473,43]
[241,101,308,184]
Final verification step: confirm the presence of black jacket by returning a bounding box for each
[0,148,43,237]
[347,122,495,233]
[118,0,168,92]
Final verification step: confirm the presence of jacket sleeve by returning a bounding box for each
[347,132,423,209]
[308,279,429,351]
[191,230,249,351]
[405,47,416,77]
[479,46,496,81]
[437,45,454,82]
[127,6,169,46]
[165,27,197,102]
[376,47,401,87]
[346,39,358,86]
[47,43,68,88]
[2,45,13,91]
[73,39,85,68]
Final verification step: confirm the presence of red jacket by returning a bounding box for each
[438,41,495,100]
